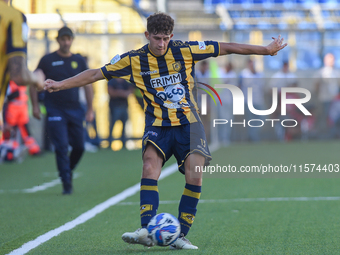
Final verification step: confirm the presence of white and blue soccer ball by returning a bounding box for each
[147,213,181,246]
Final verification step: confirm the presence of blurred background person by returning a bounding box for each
[196,60,210,80]
[269,61,297,91]
[269,61,297,141]
[218,62,237,146]
[195,60,212,141]
[315,53,340,138]
[329,94,340,138]
[30,26,94,195]
[3,81,40,155]
[0,0,44,162]
[239,58,265,142]
[107,78,134,150]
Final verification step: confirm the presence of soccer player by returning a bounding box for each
[30,26,94,195]
[44,12,287,249]
[0,0,44,122]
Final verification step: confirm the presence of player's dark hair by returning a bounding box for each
[147,12,174,35]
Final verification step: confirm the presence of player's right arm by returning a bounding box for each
[44,69,104,93]
[5,9,44,91]
[9,56,45,90]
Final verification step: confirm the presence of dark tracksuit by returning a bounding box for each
[37,52,87,185]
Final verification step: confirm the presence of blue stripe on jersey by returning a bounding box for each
[101,40,219,127]
[156,55,169,122]
[139,53,156,125]
[170,45,188,125]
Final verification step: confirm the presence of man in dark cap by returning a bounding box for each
[30,26,94,195]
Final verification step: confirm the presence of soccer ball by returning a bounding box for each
[147,213,181,246]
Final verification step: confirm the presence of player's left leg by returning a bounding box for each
[170,153,204,250]
[121,143,163,247]
[67,108,85,172]
[171,121,211,250]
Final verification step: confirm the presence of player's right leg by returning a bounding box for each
[121,143,163,247]
[46,108,72,194]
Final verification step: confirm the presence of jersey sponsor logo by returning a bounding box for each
[21,23,29,43]
[52,61,64,66]
[172,41,189,47]
[110,54,121,65]
[172,61,182,72]
[156,84,185,103]
[156,84,189,109]
[198,41,206,50]
[48,116,62,121]
[71,61,78,69]
[130,48,145,54]
[140,70,157,76]
[150,73,182,88]
[163,102,189,109]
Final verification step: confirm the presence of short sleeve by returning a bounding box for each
[187,41,220,62]
[36,56,46,73]
[78,55,88,72]
[100,52,132,82]
[7,12,27,56]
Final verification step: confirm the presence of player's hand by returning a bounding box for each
[267,35,287,56]
[32,105,41,120]
[33,69,45,92]
[44,79,61,93]
[86,109,94,122]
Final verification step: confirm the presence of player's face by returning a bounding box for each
[57,35,73,54]
[145,32,173,56]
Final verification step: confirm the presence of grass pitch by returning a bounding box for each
[1,141,340,254]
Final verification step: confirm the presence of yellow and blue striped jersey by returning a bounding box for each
[0,2,28,112]
[101,40,220,127]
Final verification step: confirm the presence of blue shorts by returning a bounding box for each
[142,121,212,174]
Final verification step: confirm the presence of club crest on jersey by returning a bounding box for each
[172,61,182,72]
[71,61,78,69]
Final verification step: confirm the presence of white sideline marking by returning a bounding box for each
[117,196,340,206]
[7,164,178,255]
[0,173,81,194]
[7,143,220,255]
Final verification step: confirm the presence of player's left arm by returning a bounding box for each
[84,84,94,122]
[44,69,104,92]
[219,35,287,56]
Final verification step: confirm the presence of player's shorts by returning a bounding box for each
[142,121,212,174]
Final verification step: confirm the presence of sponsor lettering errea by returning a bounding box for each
[150,73,182,88]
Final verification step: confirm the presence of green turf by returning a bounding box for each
[1,141,340,254]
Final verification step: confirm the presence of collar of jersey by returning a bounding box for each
[147,44,170,58]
